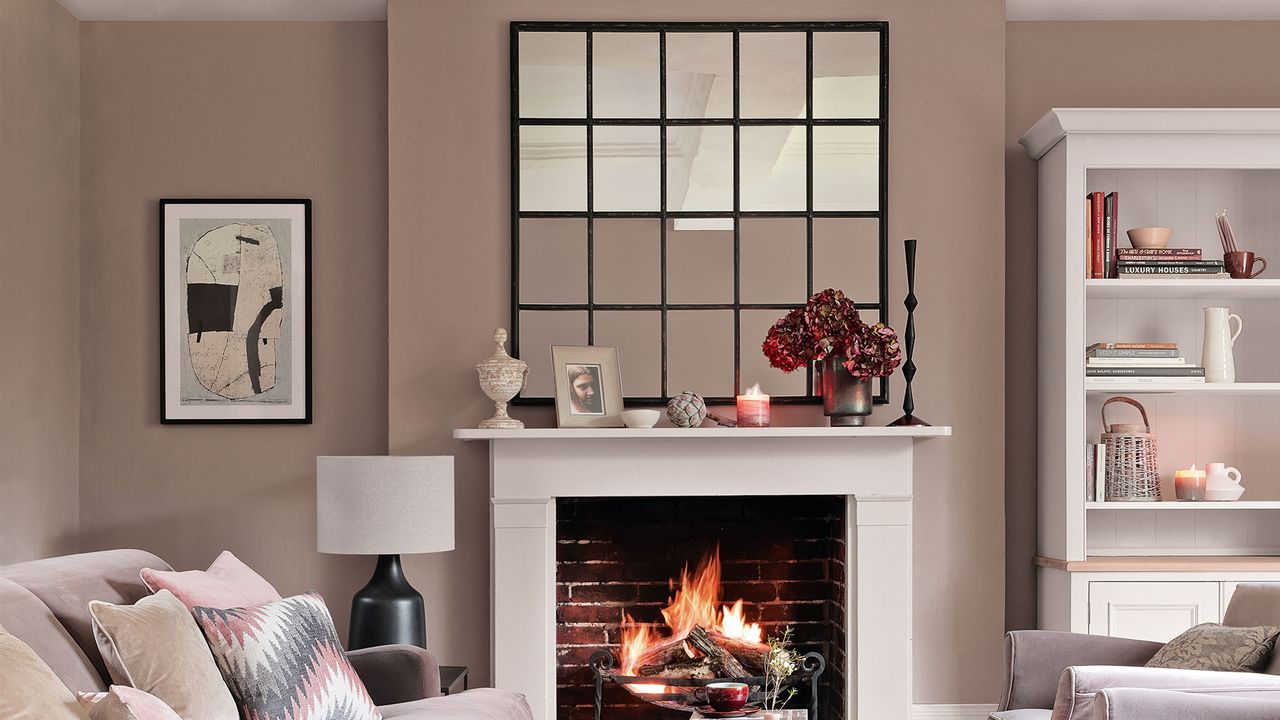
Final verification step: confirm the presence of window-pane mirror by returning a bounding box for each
[512,22,888,405]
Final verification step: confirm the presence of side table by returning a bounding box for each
[440,665,469,696]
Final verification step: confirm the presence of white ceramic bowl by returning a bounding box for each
[1205,485,1245,502]
[620,409,661,428]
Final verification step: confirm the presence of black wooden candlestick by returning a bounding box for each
[890,238,930,427]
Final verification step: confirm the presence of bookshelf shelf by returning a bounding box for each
[1086,501,1280,510]
[1085,382,1280,396]
[1086,278,1280,299]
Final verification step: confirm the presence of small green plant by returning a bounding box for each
[762,626,800,712]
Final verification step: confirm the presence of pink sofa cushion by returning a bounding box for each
[140,551,280,610]
[78,687,182,720]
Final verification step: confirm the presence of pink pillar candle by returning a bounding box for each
[736,384,770,427]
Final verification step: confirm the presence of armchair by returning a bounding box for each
[992,583,1280,720]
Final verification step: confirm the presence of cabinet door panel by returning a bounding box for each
[1088,581,1220,642]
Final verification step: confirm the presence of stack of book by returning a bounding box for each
[1086,343,1206,383]
[1115,248,1226,278]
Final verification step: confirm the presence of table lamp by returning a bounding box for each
[316,455,454,650]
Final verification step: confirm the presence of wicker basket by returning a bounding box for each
[1101,396,1160,502]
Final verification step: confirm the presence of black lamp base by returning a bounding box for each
[348,554,426,651]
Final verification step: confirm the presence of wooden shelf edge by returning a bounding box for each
[1036,555,1280,573]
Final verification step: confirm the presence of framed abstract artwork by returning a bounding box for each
[160,199,312,424]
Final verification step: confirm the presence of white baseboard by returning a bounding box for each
[912,704,998,720]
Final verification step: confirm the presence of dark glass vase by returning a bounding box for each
[820,356,873,427]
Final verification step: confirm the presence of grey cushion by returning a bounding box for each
[378,688,533,719]
[0,549,170,685]
[1095,687,1280,720]
[1145,623,1280,672]
[990,710,1052,720]
[0,575,103,692]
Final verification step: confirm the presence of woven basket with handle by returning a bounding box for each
[1101,396,1160,502]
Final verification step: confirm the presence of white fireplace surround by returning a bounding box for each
[455,426,949,720]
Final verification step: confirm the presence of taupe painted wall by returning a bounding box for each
[77,22,389,632]
[0,0,80,563]
[1004,20,1280,633]
[388,0,1007,702]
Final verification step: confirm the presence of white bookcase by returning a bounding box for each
[1021,109,1280,640]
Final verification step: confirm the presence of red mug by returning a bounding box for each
[698,682,749,712]
[1226,251,1268,279]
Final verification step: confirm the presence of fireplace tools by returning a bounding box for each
[589,649,826,720]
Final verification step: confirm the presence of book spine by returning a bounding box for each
[1090,343,1178,349]
[1085,198,1093,279]
[1086,444,1097,502]
[1117,260,1224,268]
[1087,348,1181,358]
[1117,265,1225,275]
[1096,443,1107,502]
[1116,249,1203,258]
[1090,192,1105,279]
[1104,192,1116,278]
[1086,366,1206,377]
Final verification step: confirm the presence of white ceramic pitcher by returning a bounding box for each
[1202,307,1243,383]
[1204,462,1245,501]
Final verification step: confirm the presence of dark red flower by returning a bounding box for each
[761,288,902,380]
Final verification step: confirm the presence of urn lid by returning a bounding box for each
[477,329,528,372]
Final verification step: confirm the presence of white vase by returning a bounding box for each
[1201,307,1243,383]
[1204,462,1245,501]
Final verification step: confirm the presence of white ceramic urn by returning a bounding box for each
[475,328,528,429]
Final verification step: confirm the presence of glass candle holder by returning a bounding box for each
[735,384,770,427]
[1174,467,1206,501]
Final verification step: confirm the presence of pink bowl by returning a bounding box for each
[1127,227,1173,249]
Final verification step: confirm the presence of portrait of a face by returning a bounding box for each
[566,364,604,415]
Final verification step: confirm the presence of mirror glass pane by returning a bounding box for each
[594,219,660,304]
[666,32,733,119]
[667,220,733,304]
[668,310,734,397]
[740,218,806,304]
[519,219,587,304]
[813,32,880,119]
[812,218,879,302]
[593,125,660,211]
[520,126,586,211]
[740,125,806,211]
[518,311,588,397]
[593,32,659,118]
[739,32,806,119]
[519,32,586,118]
[594,311,661,397]
[813,125,878,211]
[667,125,733,212]
[740,309,809,397]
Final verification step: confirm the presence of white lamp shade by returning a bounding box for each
[316,456,455,555]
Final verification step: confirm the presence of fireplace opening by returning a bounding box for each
[556,496,847,720]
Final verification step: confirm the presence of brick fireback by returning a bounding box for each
[555,496,847,720]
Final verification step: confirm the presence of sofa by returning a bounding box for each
[0,549,531,719]
[991,583,1280,720]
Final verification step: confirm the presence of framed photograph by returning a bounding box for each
[551,346,624,428]
[161,199,312,423]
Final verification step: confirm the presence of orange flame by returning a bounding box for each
[618,548,765,694]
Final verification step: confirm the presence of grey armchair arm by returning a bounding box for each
[1061,666,1280,720]
[998,631,1164,711]
[346,644,442,705]
[1094,687,1280,720]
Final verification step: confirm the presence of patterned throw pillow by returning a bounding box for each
[193,593,381,720]
[1146,623,1280,672]
[77,687,182,720]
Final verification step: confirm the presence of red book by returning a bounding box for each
[1116,248,1203,261]
[1089,192,1105,279]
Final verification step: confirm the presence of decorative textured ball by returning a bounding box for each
[666,391,708,428]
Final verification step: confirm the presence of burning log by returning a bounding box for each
[687,625,751,678]
[638,657,718,679]
[634,635,694,669]
[709,631,770,671]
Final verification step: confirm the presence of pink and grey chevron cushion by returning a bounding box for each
[192,592,382,720]
[77,686,182,720]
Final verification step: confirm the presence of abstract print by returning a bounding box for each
[193,593,381,720]
[185,222,285,401]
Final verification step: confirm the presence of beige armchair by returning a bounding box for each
[992,584,1280,720]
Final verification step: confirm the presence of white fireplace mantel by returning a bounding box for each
[455,425,949,720]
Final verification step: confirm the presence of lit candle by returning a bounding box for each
[736,384,770,428]
[1174,465,1206,502]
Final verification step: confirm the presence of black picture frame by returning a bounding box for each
[509,21,890,406]
[160,198,313,424]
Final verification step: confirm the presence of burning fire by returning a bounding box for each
[619,548,765,693]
